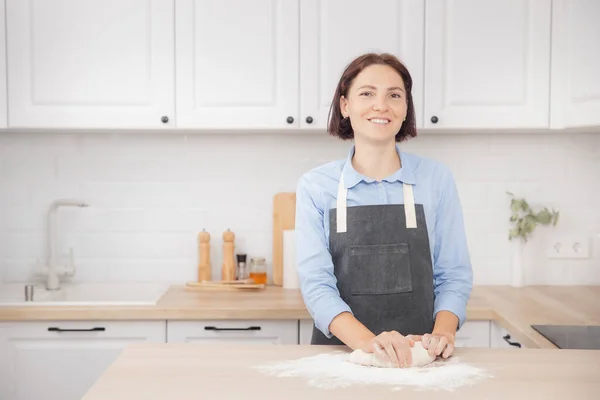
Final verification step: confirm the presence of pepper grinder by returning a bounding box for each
[221,229,236,281]
[197,229,211,282]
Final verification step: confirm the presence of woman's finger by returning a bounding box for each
[426,336,439,357]
[442,342,455,359]
[383,339,400,367]
[421,333,432,349]
[434,336,448,356]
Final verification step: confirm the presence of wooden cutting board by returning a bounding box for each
[272,192,296,286]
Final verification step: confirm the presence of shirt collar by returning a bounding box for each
[341,144,416,189]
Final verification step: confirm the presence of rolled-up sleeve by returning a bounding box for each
[295,174,352,338]
[432,169,473,329]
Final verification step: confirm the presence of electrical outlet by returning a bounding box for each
[546,236,590,259]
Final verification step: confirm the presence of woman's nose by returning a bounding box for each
[371,95,389,111]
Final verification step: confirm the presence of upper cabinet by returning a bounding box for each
[175,0,299,129]
[424,0,552,129]
[300,0,424,130]
[550,0,600,129]
[0,0,7,129]
[6,0,175,129]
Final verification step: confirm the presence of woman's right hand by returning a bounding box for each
[359,331,416,368]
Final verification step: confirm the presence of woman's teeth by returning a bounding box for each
[370,118,390,125]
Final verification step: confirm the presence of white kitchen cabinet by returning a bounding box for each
[167,320,298,344]
[6,0,175,129]
[175,0,299,129]
[490,321,526,349]
[455,320,491,348]
[0,0,7,129]
[0,320,166,400]
[299,319,314,345]
[424,0,552,129]
[550,0,600,129]
[300,0,425,129]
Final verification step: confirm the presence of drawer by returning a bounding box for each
[454,320,491,348]
[167,320,298,345]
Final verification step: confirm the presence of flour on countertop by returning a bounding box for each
[253,352,491,391]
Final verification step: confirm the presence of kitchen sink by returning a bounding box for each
[0,282,169,306]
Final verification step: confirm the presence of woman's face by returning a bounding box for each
[340,64,407,144]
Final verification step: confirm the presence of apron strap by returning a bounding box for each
[336,176,417,233]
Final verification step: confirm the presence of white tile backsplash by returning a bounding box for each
[1,131,599,286]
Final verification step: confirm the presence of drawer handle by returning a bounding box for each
[502,334,522,348]
[204,326,261,332]
[48,327,106,332]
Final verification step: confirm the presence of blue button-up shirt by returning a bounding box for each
[295,145,473,338]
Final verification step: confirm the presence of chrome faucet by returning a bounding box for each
[46,199,89,290]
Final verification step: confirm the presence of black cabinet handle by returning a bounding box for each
[286,116,294,124]
[431,115,439,124]
[502,334,522,348]
[204,326,261,332]
[306,116,313,124]
[48,327,106,332]
[161,116,169,123]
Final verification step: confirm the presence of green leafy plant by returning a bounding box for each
[507,192,559,243]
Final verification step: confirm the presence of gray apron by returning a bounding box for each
[311,176,434,345]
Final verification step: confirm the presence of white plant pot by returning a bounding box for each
[511,239,524,287]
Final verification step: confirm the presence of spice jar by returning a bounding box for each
[249,257,267,284]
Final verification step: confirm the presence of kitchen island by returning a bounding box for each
[82,343,600,399]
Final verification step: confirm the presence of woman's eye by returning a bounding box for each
[391,93,402,99]
[359,92,373,97]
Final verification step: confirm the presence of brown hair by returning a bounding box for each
[327,53,417,142]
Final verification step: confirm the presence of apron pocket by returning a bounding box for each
[348,243,413,295]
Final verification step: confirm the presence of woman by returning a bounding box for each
[295,53,473,368]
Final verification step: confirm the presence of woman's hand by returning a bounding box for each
[421,331,455,359]
[359,331,419,368]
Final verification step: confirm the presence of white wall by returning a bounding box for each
[0,131,599,286]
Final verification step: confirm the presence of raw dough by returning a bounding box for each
[348,342,435,368]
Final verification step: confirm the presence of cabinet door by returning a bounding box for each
[175,0,299,129]
[300,0,425,129]
[550,0,600,128]
[167,320,298,344]
[0,0,6,129]
[0,321,166,400]
[6,0,175,129]
[455,320,491,348]
[490,321,525,349]
[424,0,551,129]
[299,319,314,345]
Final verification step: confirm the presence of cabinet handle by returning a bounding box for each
[305,116,313,124]
[502,334,522,348]
[204,326,261,332]
[48,327,106,332]
[286,116,294,124]
[430,116,439,124]
[161,116,169,123]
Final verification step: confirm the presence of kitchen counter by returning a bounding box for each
[1,285,599,349]
[82,343,600,399]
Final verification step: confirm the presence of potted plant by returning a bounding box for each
[507,192,559,287]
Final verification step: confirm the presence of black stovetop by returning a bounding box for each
[531,325,600,349]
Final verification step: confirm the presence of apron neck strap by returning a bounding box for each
[336,175,417,233]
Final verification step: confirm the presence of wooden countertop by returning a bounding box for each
[82,343,600,400]
[1,285,599,349]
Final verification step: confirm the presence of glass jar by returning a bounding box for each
[249,257,267,284]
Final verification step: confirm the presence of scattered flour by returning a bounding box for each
[253,352,491,391]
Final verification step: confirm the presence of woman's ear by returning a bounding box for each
[340,96,348,118]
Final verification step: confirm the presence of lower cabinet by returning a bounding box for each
[167,320,298,345]
[490,321,526,349]
[0,321,166,400]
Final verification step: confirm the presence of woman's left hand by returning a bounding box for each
[421,331,455,359]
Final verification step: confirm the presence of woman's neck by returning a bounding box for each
[351,139,401,181]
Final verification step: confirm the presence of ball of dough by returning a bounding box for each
[348,341,435,368]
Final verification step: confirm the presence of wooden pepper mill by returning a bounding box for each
[221,229,236,281]
[197,229,211,282]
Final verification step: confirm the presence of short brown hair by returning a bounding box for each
[327,53,417,142]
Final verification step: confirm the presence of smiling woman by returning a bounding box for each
[295,52,473,369]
